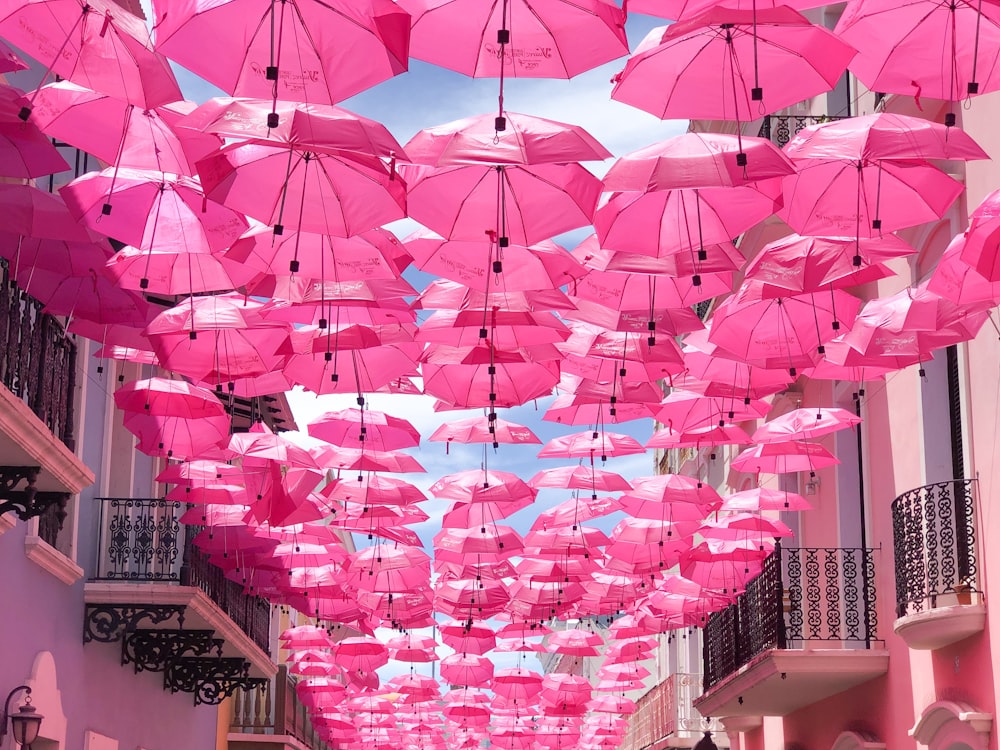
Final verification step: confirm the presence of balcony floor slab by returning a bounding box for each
[693,649,889,719]
[894,602,987,650]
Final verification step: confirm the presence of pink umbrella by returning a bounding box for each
[0,88,69,178]
[611,7,855,122]
[144,295,290,385]
[720,487,812,512]
[573,231,745,276]
[414,279,576,314]
[422,358,560,408]
[407,231,584,292]
[752,407,861,443]
[27,81,221,173]
[594,183,782,260]
[106,242,254,295]
[123,410,231,459]
[222,224,407,279]
[622,474,722,505]
[698,514,793,540]
[429,417,540,447]
[0,183,96,242]
[785,113,988,162]
[731,440,840,475]
[400,162,601,245]
[570,267,732,313]
[417,309,571,348]
[153,0,409,125]
[434,524,524,561]
[679,327,796,399]
[398,0,627,79]
[197,141,406,236]
[931,235,1000,309]
[835,0,1000,109]
[780,158,964,238]
[325,448,426,474]
[439,653,494,686]
[1,0,181,118]
[405,111,611,166]
[537,431,645,459]
[529,495,623,532]
[603,132,794,192]
[743,233,915,294]
[60,167,248,251]
[114,377,226,419]
[322,475,427,507]
[960,189,1000,281]
[543,397,657,427]
[645,423,752,450]
[180,98,405,156]
[308,408,420,450]
[529,465,631,493]
[708,286,862,374]
[429,469,537,506]
[655,389,771,430]
[285,344,421,396]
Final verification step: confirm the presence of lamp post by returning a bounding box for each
[1,686,42,748]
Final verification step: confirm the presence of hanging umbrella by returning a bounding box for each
[930,234,1000,309]
[720,487,812,512]
[0,40,26,72]
[429,469,537,506]
[308,407,420,450]
[645,423,752,450]
[744,233,915,294]
[222,224,407,279]
[0,183,98,242]
[708,285,863,373]
[60,167,248,252]
[434,524,524,561]
[400,162,601,246]
[198,141,406,237]
[422,358,561,408]
[123,410,231,459]
[752,407,861,443]
[321,475,427,507]
[779,158,964,238]
[594,182,782,260]
[959,189,1000,281]
[654,389,771,430]
[537,431,645,459]
[153,0,409,126]
[835,0,1000,109]
[528,495,622,532]
[114,377,226,418]
[27,81,221,174]
[414,279,577,313]
[0,0,182,118]
[731,440,840,474]
[0,87,69,178]
[603,132,794,192]
[398,0,627,79]
[429,416,540,446]
[439,653,494,686]
[611,7,855,122]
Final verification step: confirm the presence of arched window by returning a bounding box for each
[910,701,992,750]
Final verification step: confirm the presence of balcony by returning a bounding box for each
[84,498,275,704]
[892,479,985,650]
[694,544,888,719]
[0,257,92,521]
[757,114,848,148]
[620,674,727,750]
[230,666,333,750]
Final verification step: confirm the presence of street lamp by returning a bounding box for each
[1,686,42,748]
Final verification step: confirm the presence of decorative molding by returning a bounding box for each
[910,700,992,748]
[0,389,92,493]
[164,657,266,705]
[121,629,222,673]
[24,534,83,585]
[894,604,986,650]
[25,652,67,747]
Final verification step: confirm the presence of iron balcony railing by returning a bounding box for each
[703,543,879,690]
[892,479,979,618]
[0,256,77,449]
[231,665,332,750]
[93,497,271,655]
[757,114,848,148]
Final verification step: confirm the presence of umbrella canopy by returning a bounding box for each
[398,0,628,78]
[611,7,855,122]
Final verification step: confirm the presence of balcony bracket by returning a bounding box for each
[122,629,223,673]
[165,656,266,705]
[83,604,187,644]
[0,466,68,522]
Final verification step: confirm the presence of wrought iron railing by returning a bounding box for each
[757,114,848,148]
[0,257,77,449]
[703,544,879,690]
[892,479,979,618]
[93,498,271,654]
[231,666,331,750]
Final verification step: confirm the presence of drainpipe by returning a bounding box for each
[856,392,872,649]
